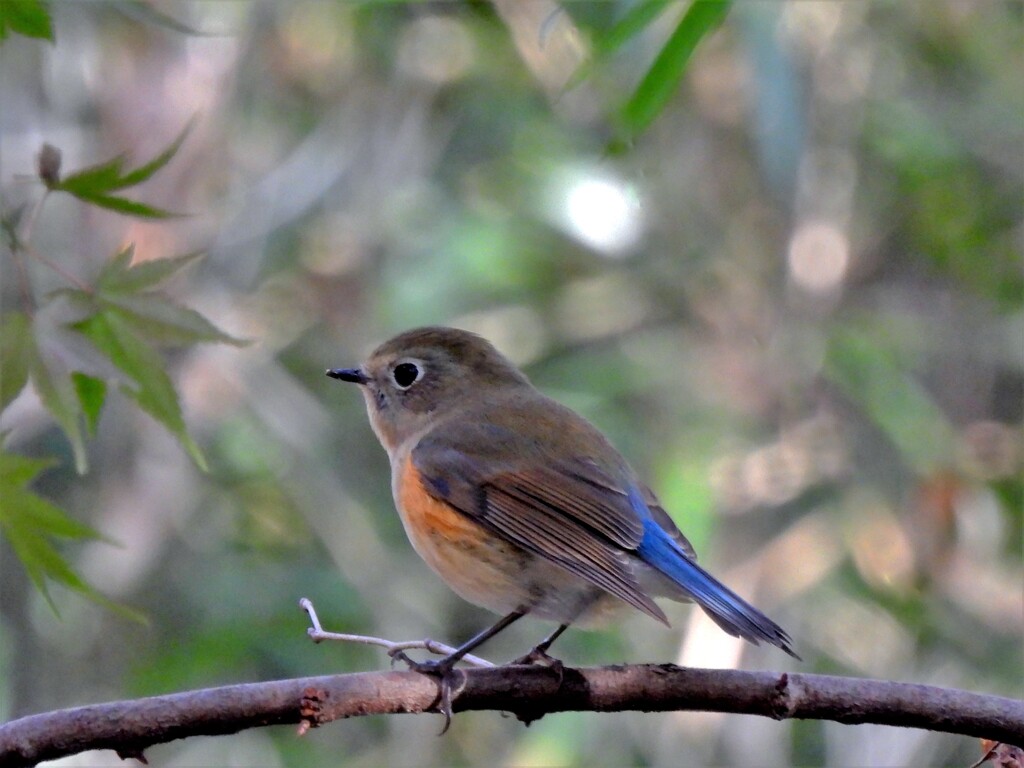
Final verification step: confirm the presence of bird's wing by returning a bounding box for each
[564,464,697,560]
[412,426,670,624]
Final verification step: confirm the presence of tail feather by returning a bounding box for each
[637,522,800,659]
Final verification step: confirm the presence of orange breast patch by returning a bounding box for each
[395,454,529,614]
[398,455,486,548]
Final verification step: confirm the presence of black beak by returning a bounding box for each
[326,368,369,385]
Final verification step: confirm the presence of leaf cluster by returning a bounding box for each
[2,124,242,617]
[0,451,143,620]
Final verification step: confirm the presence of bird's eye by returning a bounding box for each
[391,361,421,389]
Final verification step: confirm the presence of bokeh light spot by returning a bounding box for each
[787,220,850,294]
[558,171,643,255]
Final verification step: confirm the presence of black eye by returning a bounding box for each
[392,362,421,389]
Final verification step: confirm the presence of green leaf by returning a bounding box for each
[567,0,674,90]
[1,312,32,409]
[599,0,675,57]
[94,247,245,348]
[99,295,246,347]
[28,330,88,473]
[51,121,194,218]
[0,472,99,543]
[57,120,194,194]
[97,248,205,294]
[0,0,54,43]
[72,372,107,435]
[0,449,55,487]
[69,193,178,220]
[96,243,136,286]
[74,310,207,471]
[617,0,731,141]
[0,449,144,621]
[113,119,194,190]
[51,157,124,195]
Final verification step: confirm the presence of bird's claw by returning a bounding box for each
[391,652,448,675]
[512,645,561,668]
[387,648,413,669]
[511,646,565,684]
[389,647,440,671]
[389,650,460,733]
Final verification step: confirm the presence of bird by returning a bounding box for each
[327,326,797,725]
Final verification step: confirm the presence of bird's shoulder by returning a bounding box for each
[416,388,621,473]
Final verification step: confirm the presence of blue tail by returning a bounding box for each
[636,520,799,659]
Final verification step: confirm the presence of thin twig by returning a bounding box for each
[23,243,92,293]
[9,246,34,314]
[19,189,49,248]
[10,189,94,296]
[299,598,495,669]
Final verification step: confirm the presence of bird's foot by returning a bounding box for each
[510,646,565,683]
[388,649,462,734]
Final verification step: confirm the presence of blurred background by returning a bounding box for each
[1,1,1021,765]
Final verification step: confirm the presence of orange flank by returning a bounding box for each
[397,455,530,614]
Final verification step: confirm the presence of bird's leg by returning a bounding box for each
[510,622,570,672]
[390,609,526,733]
[389,609,526,672]
[512,594,599,670]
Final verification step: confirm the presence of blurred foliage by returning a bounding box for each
[1,1,1021,766]
[0,450,138,619]
[0,0,53,43]
[43,121,192,218]
[1,118,239,613]
[566,0,732,144]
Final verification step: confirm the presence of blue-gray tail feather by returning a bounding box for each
[637,522,800,659]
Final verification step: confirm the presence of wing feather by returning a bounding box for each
[483,484,666,622]
[411,434,669,624]
[501,466,643,547]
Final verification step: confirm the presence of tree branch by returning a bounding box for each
[1,665,1020,766]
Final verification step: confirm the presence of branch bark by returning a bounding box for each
[1,665,1020,766]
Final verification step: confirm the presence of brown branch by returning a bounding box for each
[0,665,1020,767]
